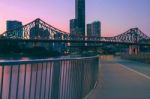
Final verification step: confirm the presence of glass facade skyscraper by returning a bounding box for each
[75,0,85,36]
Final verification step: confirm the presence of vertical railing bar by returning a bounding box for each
[61,61,65,99]
[81,59,85,98]
[0,66,4,99]
[29,64,33,99]
[59,60,62,98]
[83,59,88,94]
[50,60,61,99]
[84,60,87,94]
[93,58,96,88]
[87,60,90,93]
[60,61,62,98]
[23,64,27,99]
[72,60,76,99]
[58,60,61,99]
[16,65,20,99]
[70,60,74,99]
[90,59,95,88]
[39,63,43,99]
[93,59,95,87]
[88,61,93,89]
[70,60,73,99]
[96,57,99,86]
[8,65,13,99]
[67,60,71,97]
[81,59,84,97]
[44,62,48,99]
[85,59,88,94]
[74,59,77,98]
[78,60,81,98]
[90,59,92,91]
[59,60,62,99]
[92,59,94,89]
[65,60,68,99]
[48,62,53,99]
[95,58,97,88]
[87,60,89,92]
[75,60,78,98]
[64,60,67,99]
[34,64,38,99]
[62,60,66,99]
[79,59,82,98]
[94,59,96,88]
[73,59,76,98]
[69,60,72,99]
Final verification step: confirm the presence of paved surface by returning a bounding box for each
[86,56,150,99]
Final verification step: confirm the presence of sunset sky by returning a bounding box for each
[0,0,150,37]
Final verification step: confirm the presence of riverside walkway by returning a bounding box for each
[86,56,150,99]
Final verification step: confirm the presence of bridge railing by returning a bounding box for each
[0,56,99,99]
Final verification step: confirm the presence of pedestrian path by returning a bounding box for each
[86,58,150,99]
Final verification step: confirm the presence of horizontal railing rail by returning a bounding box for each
[0,56,98,65]
[0,56,99,99]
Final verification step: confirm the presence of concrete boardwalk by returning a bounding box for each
[86,57,150,99]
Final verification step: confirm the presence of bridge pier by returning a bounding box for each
[128,45,140,55]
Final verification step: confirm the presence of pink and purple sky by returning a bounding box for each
[0,0,150,37]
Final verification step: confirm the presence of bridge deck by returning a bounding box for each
[86,57,150,99]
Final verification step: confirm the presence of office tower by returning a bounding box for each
[87,21,101,37]
[6,20,23,38]
[87,24,92,36]
[69,0,86,52]
[75,0,85,36]
[70,0,85,36]
[70,19,78,35]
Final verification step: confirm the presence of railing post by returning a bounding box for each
[44,63,48,99]
[23,64,27,99]
[51,61,61,99]
[39,63,44,99]
[34,64,38,99]
[0,66,4,99]
[8,66,13,99]
[16,66,20,99]
[28,64,33,99]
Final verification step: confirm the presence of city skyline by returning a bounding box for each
[0,0,150,37]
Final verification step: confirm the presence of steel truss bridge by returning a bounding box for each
[0,18,150,45]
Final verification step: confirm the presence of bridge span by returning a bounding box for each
[0,18,150,45]
[0,18,149,55]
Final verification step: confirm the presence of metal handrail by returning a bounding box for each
[0,56,99,99]
[0,56,99,65]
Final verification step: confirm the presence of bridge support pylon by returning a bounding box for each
[128,45,140,55]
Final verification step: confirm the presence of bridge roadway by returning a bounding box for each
[86,56,150,99]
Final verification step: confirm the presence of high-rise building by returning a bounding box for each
[70,0,85,36]
[87,24,92,36]
[87,21,101,37]
[6,20,23,38]
[69,0,86,52]
[75,0,85,36]
[70,19,77,35]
